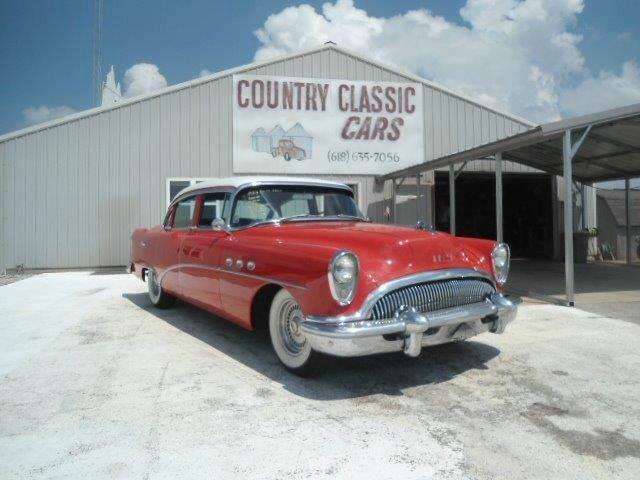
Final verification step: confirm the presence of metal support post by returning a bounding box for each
[626,178,632,264]
[580,183,587,230]
[391,178,397,223]
[416,174,420,222]
[495,152,503,242]
[563,130,575,306]
[449,164,456,235]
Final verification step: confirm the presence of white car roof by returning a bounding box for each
[176,176,351,198]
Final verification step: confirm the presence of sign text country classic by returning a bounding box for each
[233,75,424,175]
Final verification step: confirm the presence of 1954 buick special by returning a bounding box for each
[129,177,516,374]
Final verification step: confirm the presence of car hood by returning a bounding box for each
[243,221,493,285]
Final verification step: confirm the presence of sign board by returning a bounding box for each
[232,75,424,175]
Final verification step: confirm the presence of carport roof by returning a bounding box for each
[381,102,640,183]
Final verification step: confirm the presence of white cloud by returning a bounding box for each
[561,61,640,116]
[123,63,168,98]
[199,68,213,77]
[254,0,640,123]
[22,105,76,126]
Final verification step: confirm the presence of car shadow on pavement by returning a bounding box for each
[123,292,500,400]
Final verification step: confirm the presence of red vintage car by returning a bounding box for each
[129,177,516,374]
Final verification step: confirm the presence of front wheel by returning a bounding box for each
[147,269,175,309]
[269,289,318,375]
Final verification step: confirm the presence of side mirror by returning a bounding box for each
[211,218,228,232]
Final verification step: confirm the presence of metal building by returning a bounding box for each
[0,43,530,270]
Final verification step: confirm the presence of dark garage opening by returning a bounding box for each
[434,172,554,258]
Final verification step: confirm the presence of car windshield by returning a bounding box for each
[230,185,364,228]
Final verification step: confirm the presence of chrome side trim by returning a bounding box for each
[307,268,494,324]
[156,263,306,290]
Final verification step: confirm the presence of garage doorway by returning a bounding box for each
[434,172,554,258]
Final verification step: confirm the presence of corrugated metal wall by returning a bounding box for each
[0,46,530,269]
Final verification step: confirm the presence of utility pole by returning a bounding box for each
[92,0,104,106]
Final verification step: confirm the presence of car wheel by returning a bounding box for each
[147,269,175,309]
[284,153,291,161]
[269,289,317,375]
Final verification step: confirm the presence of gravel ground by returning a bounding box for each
[1,272,639,479]
[0,273,32,287]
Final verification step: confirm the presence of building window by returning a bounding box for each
[166,178,209,206]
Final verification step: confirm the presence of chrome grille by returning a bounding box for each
[369,278,495,320]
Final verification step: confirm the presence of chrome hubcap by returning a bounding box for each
[278,299,306,355]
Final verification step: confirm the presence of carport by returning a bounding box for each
[380,103,640,306]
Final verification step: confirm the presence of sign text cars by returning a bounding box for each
[232,75,424,175]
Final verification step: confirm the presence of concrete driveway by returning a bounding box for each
[508,259,640,323]
[1,272,639,479]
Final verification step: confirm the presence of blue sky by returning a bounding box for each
[1,0,639,136]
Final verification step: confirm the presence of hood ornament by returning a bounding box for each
[415,220,435,232]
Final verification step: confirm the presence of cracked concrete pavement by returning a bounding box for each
[0,271,639,479]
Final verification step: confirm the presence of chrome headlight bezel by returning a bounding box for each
[327,250,359,306]
[491,243,510,286]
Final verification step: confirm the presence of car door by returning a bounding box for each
[156,194,197,295]
[178,191,230,311]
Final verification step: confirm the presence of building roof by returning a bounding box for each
[174,176,351,199]
[284,122,311,137]
[0,43,531,144]
[597,188,640,227]
[269,125,285,136]
[381,102,640,183]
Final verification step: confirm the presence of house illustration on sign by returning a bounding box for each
[269,125,285,150]
[251,127,270,153]
[251,123,313,161]
[283,123,312,159]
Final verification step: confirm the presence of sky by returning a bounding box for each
[1,0,640,171]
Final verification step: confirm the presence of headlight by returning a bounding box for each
[491,243,510,285]
[328,251,359,305]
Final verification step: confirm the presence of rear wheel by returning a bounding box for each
[147,269,175,309]
[268,289,317,375]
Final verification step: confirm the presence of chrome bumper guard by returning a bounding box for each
[298,293,517,358]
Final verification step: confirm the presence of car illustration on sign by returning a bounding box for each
[129,176,517,375]
[271,138,306,161]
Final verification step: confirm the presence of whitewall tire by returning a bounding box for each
[269,289,317,374]
[147,269,175,309]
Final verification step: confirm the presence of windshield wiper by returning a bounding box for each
[331,214,366,221]
[279,214,321,223]
[279,213,365,223]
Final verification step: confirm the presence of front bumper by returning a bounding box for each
[298,293,517,358]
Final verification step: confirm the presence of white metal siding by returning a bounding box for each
[0,47,529,269]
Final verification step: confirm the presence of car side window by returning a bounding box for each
[199,192,228,228]
[173,196,197,229]
[163,205,175,228]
